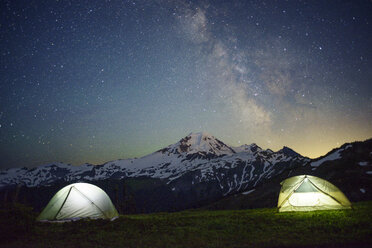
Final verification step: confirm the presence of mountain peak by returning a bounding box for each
[278,146,300,157]
[185,132,215,146]
[163,132,235,156]
[187,131,212,138]
[233,143,262,153]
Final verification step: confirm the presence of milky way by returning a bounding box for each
[1,0,371,168]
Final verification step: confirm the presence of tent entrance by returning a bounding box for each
[289,178,342,207]
[294,178,318,193]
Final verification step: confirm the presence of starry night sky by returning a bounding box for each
[1,0,372,169]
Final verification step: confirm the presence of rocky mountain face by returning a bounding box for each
[0,132,371,213]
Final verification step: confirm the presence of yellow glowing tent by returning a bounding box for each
[37,183,119,221]
[277,175,351,212]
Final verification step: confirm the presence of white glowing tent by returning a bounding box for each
[37,183,119,221]
[277,175,351,212]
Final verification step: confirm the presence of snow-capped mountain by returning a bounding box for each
[0,132,312,213]
[0,132,308,192]
[1,132,370,213]
[160,132,236,156]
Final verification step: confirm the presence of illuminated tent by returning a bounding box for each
[37,183,119,221]
[277,175,351,212]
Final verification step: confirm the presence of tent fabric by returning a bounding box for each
[37,183,119,221]
[278,175,351,212]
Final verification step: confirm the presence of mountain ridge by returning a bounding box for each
[0,133,371,214]
[0,132,309,189]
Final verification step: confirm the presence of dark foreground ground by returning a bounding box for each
[1,201,372,248]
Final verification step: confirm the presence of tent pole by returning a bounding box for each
[54,186,73,220]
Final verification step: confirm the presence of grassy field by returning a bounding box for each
[1,201,372,248]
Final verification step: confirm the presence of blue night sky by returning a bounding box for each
[1,0,372,169]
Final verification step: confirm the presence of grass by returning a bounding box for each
[1,201,372,248]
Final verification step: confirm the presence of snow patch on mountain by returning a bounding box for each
[242,189,255,195]
[358,161,369,166]
[311,144,352,167]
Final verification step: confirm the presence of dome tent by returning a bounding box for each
[277,175,351,212]
[37,183,119,221]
